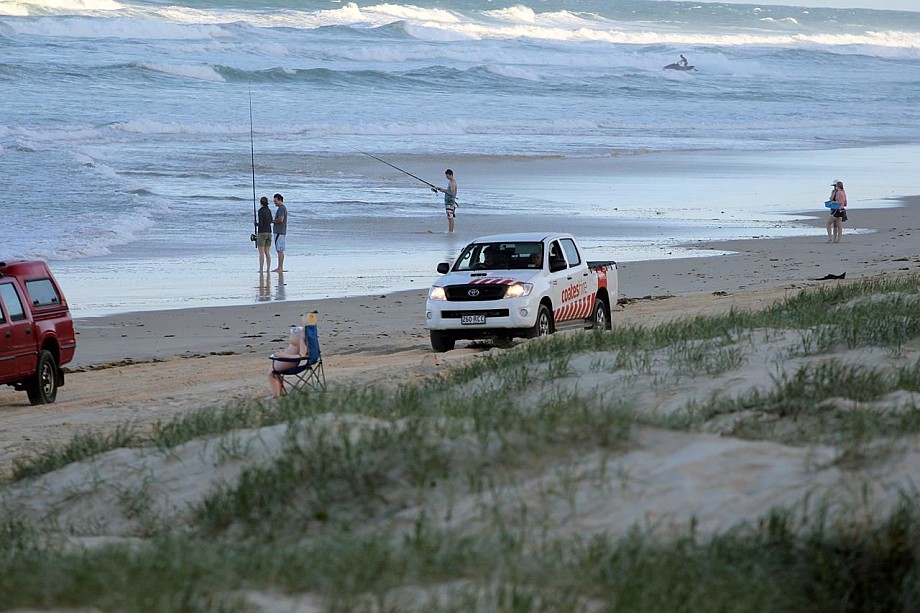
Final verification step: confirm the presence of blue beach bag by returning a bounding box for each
[825,200,840,210]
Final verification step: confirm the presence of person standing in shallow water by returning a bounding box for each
[271,193,287,272]
[826,180,847,244]
[432,169,458,234]
[256,196,273,273]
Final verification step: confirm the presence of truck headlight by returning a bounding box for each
[429,286,447,301]
[504,283,533,299]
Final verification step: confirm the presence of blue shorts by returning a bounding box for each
[274,234,286,252]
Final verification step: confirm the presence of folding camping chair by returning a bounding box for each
[269,312,326,395]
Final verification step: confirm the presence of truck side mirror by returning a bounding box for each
[549,259,567,273]
[437,262,450,274]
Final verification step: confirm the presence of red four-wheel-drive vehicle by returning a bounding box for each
[0,261,76,404]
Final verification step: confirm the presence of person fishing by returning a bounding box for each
[431,169,458,234]
[256,196,273,272]
[356,150,460,234]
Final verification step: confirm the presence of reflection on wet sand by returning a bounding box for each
[257,272,271,302]
[257,271,286,302]
[275,271,286,301]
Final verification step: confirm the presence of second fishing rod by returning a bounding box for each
[249,87,258,246]
[356,149,458,201]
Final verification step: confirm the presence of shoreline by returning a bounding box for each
[65,194,918,369]
[49,144,920,319]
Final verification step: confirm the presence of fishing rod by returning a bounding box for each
[356,149,440,191]
[248,87,257,245]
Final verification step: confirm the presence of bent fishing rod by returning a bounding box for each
[355,149,443,192]
[249,87,258,246]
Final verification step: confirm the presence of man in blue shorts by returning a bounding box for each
[271,193,288,272]
[432,169,458,234]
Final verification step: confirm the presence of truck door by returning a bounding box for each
[546,239,572,322]
[0,282,34,378]
[553,238,594,323]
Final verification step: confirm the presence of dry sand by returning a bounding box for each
[0,195,918,612]
[0,197,917,478]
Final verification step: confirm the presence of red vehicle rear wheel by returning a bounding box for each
[27,350,58,405]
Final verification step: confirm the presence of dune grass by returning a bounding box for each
[11,422,139,481]
[2,273,919,610]
[2,498,919,611]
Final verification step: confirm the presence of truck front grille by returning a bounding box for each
[445,284,508,301]
[441,309,510,319]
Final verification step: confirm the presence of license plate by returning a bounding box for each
[461,314,486,325]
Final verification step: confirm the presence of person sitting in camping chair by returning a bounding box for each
[268,325,309,398]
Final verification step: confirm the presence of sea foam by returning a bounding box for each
[0,0,122,16]
[112,118,243,135]
[484,5,537,24]
[5,15,228,40]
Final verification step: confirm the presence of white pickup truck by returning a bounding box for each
[425,232,618,352]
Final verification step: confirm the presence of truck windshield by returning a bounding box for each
[453,242,544,272]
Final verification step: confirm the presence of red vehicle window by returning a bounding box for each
[25,278,61,308]
[0,283,26,322]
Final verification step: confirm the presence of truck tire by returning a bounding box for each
[430,330,456,352]
[27,350,58,405]
[591,297,611,331]
[529,304,554,338]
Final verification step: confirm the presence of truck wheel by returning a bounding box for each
[529,304,554,338]
[27,350,58,405]
[591,297,611,331]
[430,330,456,352]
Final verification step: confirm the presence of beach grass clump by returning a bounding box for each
[3,499,920,611]
[11,422,139,481]
[7,405,287,483]
[769,360,902,411]
[193,383,634,536]
[571,500,920,613]
[0,529,243,612]
[5,387,387,485]
[761,276,920,354]
[150,403,277,450]
[665,356,920,447]
[667,337,747,378]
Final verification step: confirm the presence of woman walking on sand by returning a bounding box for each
[826,179,847,243]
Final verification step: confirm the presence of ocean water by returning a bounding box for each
[1,0,919,315]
